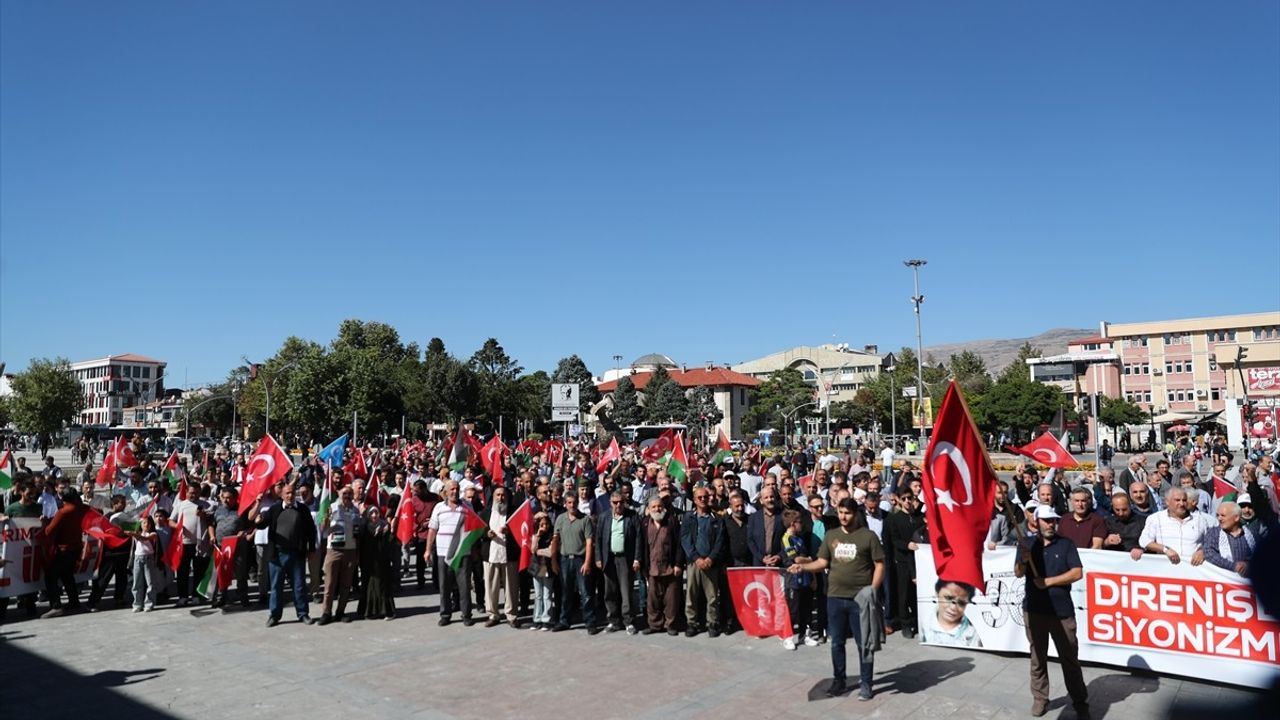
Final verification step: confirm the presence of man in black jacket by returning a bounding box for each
[883,491,925,638]
[594,490,641,634]
[252,481,317,627]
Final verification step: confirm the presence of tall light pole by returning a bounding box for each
[904,259,928,446]
[887,365,898,443]
[244,357,300,439]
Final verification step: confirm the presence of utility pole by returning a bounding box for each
[905,259,929,446]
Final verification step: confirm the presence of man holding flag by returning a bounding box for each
[427,479,483,626]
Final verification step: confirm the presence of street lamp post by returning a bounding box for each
[904,259,928,445]
[887,365,898,444]
[781,401,820,443]
[185,395,232,461]
[245,358,300,438]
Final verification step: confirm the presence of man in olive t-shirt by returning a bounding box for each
[790,498,885,700]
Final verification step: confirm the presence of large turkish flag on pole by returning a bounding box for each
[1006,432,1080,469]
[726,567,792,639]
[237,434,293,514]
[921,381,998,590]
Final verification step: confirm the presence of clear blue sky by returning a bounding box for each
[2,2,1277,387]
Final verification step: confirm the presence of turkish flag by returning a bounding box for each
[922,381,998,590]
[1006,432,1080,469]
[80,508,130,549]
[237,434,293,514]
[112,437,139,469]
[642,429,676,463]
[213,537,239,591]
[393,493,418,546]
[95,448,116,487]
[726,567,792,638]
[481,436,508,485]
[163,512,186,574]
[545,440,564,468]
[596,438,621,475]
[346,448,369,481]
[506,499,534,572]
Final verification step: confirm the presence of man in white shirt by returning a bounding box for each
[170,480,211,606]
[737,461,763,504]
[1137,487,1209,565]
[879,442,896,487]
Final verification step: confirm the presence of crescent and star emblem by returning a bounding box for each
[743,580,772,619]
[246,453,275,482]
[929,441,974,512]
[1031,447,1059,463]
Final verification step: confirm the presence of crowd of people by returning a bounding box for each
[1,430,1277,713]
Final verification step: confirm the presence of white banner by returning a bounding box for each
[915,546,1280,689]
[0,517,101,598]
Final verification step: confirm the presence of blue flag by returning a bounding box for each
[317,434,349,468]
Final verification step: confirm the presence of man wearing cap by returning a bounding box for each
[1238,494,1268,538]
[1015,505,1089,719]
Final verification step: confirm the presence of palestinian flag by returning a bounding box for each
[0,449,12,491]
[316,468,334,531]
[446,504,486,571]
[115,497,157,532]
[448,425,470,472]
[665,431,688,483]
[709,430,733,466]
[162,452,183,491]
[196,537,240,598]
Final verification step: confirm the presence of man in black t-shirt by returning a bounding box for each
[1015,506,1089,719]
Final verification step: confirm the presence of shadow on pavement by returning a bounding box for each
[874,656,975,694]
[1083,656,1160,720]
[0,642,174,718]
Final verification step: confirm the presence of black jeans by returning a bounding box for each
[558,555,597,627]
[177,544,210,601]
[44,550,81,609]
[438,555,472,619]
[88,551,130,607]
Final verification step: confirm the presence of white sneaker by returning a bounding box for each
[804,635,820,647]
[782,637,797,651]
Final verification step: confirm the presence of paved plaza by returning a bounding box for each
[2,448,1273,719]
[0,581,1268,720]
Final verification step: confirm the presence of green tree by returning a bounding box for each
[974,360,1061,439]
[745,367,816,436]
[513,370,552,434]
[609,375,644,427]
[948,350,993,396]
[470,338,523,426]
[1098,396,1147,442]
[684,386,723,431]
[0,395,11,428]
[645,366,688,423]
[284,348,347,437]
[551,355,601,413]
[9,357,84,434]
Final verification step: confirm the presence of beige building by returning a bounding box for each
[732,344,886,407]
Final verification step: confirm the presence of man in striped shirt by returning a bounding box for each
[1137,487,1208,566]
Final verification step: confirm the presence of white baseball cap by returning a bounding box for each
[1034,506,1061,520]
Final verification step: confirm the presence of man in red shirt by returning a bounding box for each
[42,489,91,617]
[1057,488,1106,550]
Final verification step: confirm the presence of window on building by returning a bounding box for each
[1211,389,1221,401]
[1167,391,1175,402]
[1142,364,1150,374]
[142,367,150,378]
[1174,362,1182,373]
[1144,392,1151,403]
[1123,365,1131,375]
[1166,362,1173,374]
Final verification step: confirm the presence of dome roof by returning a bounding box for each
[631,353,677,369]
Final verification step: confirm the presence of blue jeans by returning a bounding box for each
[268,548,309,620]
[559,555,597,627]
[532,575,554,624]
[828,596,873,687]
